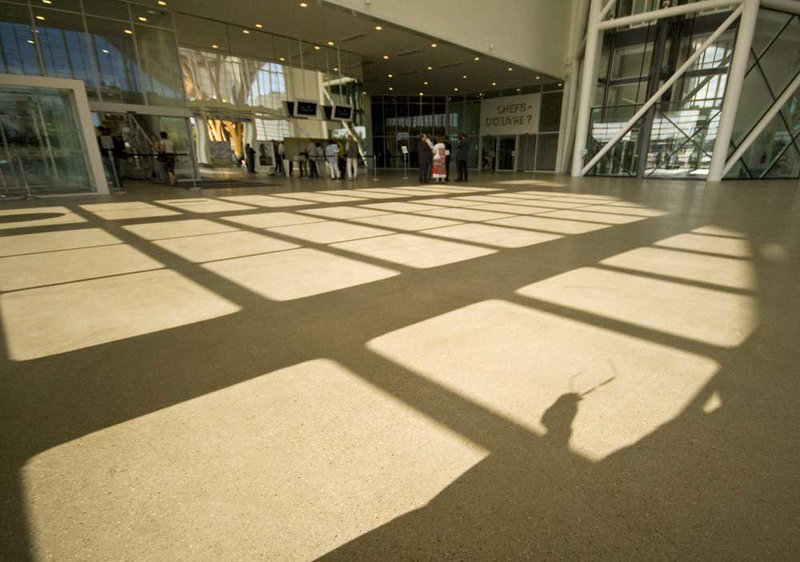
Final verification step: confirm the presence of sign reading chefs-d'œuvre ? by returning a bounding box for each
[479,93,541,136]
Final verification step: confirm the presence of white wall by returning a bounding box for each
[325,0,575,78]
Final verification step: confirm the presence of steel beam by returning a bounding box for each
[761,0,800,14]
[707,0,761,181]
[571,0,603,177]
[582,6,743,175]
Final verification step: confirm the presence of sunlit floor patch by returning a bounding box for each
[498,180,567,188]
[367,299,719,461]
[461,195,587,210]
[576,205,667,217]
[124,218,237,240]
[516,267,757,347]
[222,212,325,229]
[274,192,363,203]
[518,190,617,200]
[155,231,299,263]
[80,202,180,220]
[267,221,393,244]
[408,198,484,208]
[361,202,446,213]
[423,223,562,248]
[155,198,255,214]
[0,244,162,291]
[347,190,409,199]
[691,226,745,238]
[601,246,755,290]
[539,210,643,224]
[467,202,556,215]
[487,215,611,234]
[21,359,485,560]
[331,233,495,268]
[299,206,392,219]
[0,228,120,257]
[655,233,752,258]
[0,206,87,230]
[416,208,513,222]
[203,248,398,300]
[1,269,239,361]
[218,195,312,207]
[352,213,462,231]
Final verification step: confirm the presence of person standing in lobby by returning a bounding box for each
[345,135,359,180]
[325,140,340,179]
[456,134,469,182]
[417,133,432,184]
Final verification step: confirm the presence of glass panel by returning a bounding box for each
[610,43,653,80]
[535,133,558,171]
[0,3,41,75]
[87,16,144,104]
[540,92,562,132]
[83,0,130,20]
[497,136,515,170]
[757,16,800,97]
[587,106,641,176]
[135,24,184,106]
[0,86,92,194]
[606,81,646,107]
[33,9,96,92]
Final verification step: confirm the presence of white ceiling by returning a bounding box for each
[153,0,559,95]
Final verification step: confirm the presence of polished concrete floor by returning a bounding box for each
[0,171,799,560]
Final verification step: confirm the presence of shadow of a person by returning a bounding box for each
[541,392,581,447]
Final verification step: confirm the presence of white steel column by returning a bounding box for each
[708,0,761,181]
[556,0,589,173]
[571,0,603,177]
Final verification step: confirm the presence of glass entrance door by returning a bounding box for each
[0,87,92,194]
[497,136,516,171]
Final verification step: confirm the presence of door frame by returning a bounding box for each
[0,74,107,194]
[496,134,517,172]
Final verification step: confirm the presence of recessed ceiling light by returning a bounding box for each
[375,25,382,31]
[362,90,366,94]
[387,73,393,78]
[383,55,389,59]
[314,45,321,50]
[299,2,308,7]
[27,39,35,44]
[138,16,147,22]
[158,0,167,5]
[558,82,563,86]
[242,29,250,34]
[388,87,393,91]
[423,81,428,85]
[536,76,540,79]
[327,41,334,46]
[427,66,432,70]
[42,0,52,4]
[212,44,218,49]
[508,67,513,71]
[462,75,467,79]
[102,48,109,53]
[124,29,133,34]
[35,15,45,20]
[474,56,480,61]
[419,92,424,96]
[279,57,285,61]
[516,88,521,92]
[430,43,437,48]
[491,81,496,86]
[453,87,458,92]
[333,67,338,71]
[222,98,227,103]
[255,23,263,28]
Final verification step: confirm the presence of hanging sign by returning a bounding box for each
[480,93,541,136]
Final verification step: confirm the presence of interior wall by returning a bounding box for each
[324,0,574,78]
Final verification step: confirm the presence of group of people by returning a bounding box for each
[275,135,361,180]
[417,133,470,184]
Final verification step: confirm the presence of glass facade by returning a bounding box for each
[371,84,563,170]
[0,0,183,106]
[1,85,93,194]
[726,8,800,179]
[587,9,735,178]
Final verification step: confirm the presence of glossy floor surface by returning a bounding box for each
[1,172,799,560]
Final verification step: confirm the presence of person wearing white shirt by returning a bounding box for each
[325,141,340,179]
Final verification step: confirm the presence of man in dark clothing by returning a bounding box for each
[417,133,432,184]
[245,143,256,174]
[456,134,469,182]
